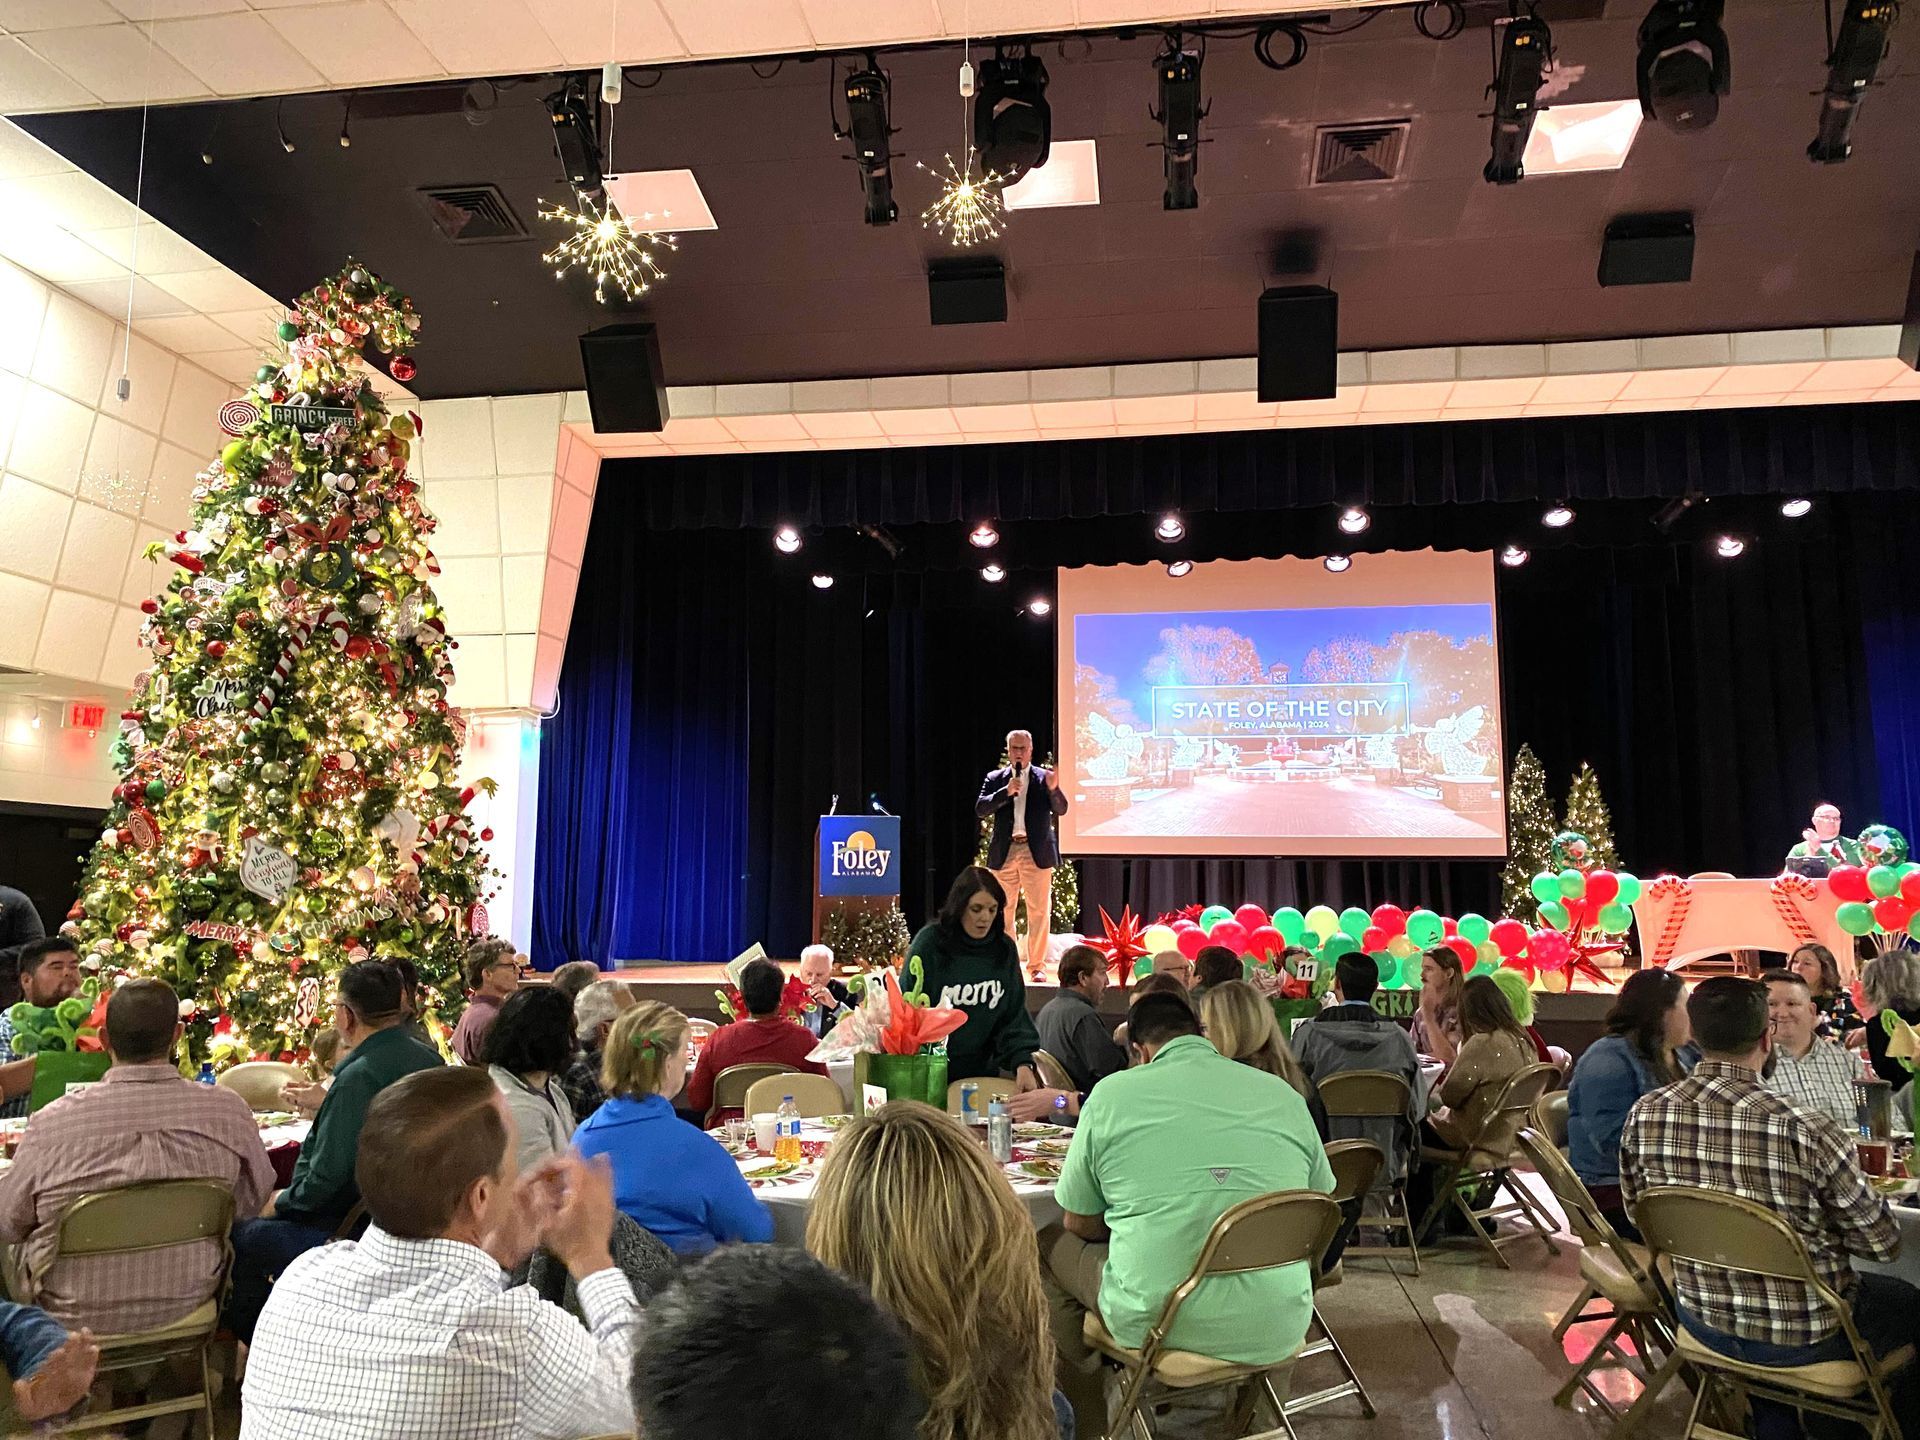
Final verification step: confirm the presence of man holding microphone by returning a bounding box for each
[976,730,1070,974]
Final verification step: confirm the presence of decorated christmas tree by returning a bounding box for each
[973,747,1081,935]
[819,901,912,971]
[1500,744,1557,919]
[63,263,496,1065]
[1563,761,1620,871]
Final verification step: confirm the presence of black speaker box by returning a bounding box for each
[1898,251,1920,373]
[928,257,1006,326]
[1598,213,1694,288]
[1257,286,1339,402]
[578,322,669,433]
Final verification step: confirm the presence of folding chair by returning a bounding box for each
[214,1061,302,1111]
[1084,1189,1343,1440]
[1415,1061,1562,1266]
[1316,1069,1421,1274]
[742,1071,845,1119]
[946,1076,1016,1115]
[1635,1186,1913,1440]
[1532,1089,1569,1149]
[1031,1048,1076,1093]
[1274,1139,1383,1427]
[50,1179,235,1437]
[1515,1128,1676,1433]
[706,1063,795,1126]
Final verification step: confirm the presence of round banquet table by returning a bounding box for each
[1857,1195,1920,1289]
[733,1117,1069,1245]
[257,1116,311,1187]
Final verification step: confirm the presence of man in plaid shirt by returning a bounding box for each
[1760,968,1864,1130]
[1621,976,1918,1439]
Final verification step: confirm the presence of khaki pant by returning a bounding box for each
[1040,1223,1109,1440]
[993,840,1053,972]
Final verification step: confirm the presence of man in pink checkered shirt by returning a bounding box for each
[0,979,274,1334]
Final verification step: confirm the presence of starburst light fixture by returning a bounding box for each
[917,148,1008,248]
[538,190,674,304]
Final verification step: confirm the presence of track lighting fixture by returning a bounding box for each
[1636,0,1731,133]
[1809,0,1899,163]
[836,54,898,226]
[1155,513,1186,543]
[969,523,1000,549]
[1151,38,1206,210]
[1484,11,1552,184]
[1542,504,1575,529]
[774,526,803,554]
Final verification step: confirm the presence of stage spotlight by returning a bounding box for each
[838,55,899,226]
[1714,534,1745,558]
[969,522,1000,548]
[1028,597,1054,616]
[547,76,603,193]
[982,563,1006,583]
[1151,40,1206,211]
[1652,494,1699,533]
[1542,504,1575,528]
[1810,0,1899,164]
[1636,0,1731,133]
[1781,497,1814,518]
[1155,512,1186,543]
[774,526,803,554]
[1167,560,1194,578]
[1337,506,1371,536]
[1484,12,1552,185]
[1324,554,1352,573]
[811,573,835,589]
[974,50,1051,176]
[1500,544,1530,567]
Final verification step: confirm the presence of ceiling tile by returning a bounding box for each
[0,222,129,285]
[147,265,279,313]
[655,0,810,56]
[107,0,254,17]
[78,224,217,275]
[1,0,121,30]
[203,308,275,349]
[0,37,98,113]
[934,0,1074,32]
[1616,366,1725,400]
[1445,377,1541,408]
[151,12,325,93]
[1707,361,1818,396]
[797,0,939,46]
[4,170,140,230]
[1800,357,1910,390]
[1032,398,1117,426]
[133,312,245,352]
[260,3,441,86]
[795,410,882,439]
[60,274,197,320]
[522,0,686,66]
[25,25,210,104]
[389,0,561,73]
[1530,372,1629,405]
[0,120,71,180]
[1361,380,1453,412]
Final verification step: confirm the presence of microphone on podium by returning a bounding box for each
[869,793,896,817]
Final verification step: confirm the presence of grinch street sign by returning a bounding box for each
[269,404,356,432]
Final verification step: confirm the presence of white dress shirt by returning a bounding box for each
[1010,765,1031,840]
[239,1227,639,1440]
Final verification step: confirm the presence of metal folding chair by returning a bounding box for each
[1416,1061,1562,1266]
[706,1063,795,1126]
[742,1071,845,1119]
[1317,1069,1422,1274]
[1274,1138,1383,1428]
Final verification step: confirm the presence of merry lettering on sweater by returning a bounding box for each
[938,979,1006,1011]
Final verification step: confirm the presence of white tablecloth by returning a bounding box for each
[734,1118,1069,1245]
[1857,1198,1920,1289]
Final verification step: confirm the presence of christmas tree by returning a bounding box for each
[973,747,1081,935]
[818,902,912,971]
[1564,761,1620,871]
[1500,744,1557,919]
[63,263,495,1065]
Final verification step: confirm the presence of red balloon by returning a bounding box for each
[1530,930,1571,969]
[1361,926,1388,953]
[1585,870,1620,906]
[1829,865,1873,903]
[1209,919,1249,954]
[1233,904,1270,933]
[1248,925,1284,959]
[1490,918,1529,957]
[1901,872,1920,906]
[1443,916,1459,937]
[1176,927,1206,959]
[1370,904,1407,937]
[1172,919,1201,935]
[1873,896,1913,932]
[1445,935,1477,968]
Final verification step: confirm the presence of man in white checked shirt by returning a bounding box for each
[240,1066,639,1440]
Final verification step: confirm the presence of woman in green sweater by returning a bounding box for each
[906,868,1042,1084]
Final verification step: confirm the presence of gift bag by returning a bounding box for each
[856,1050,949,1108]
[29,1051,112,1111]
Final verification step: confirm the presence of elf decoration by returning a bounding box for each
[62,264,497,1063]
[1825,826,1920,951]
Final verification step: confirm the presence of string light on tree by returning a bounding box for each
[916,148,1008,248]
[538,191,674,304]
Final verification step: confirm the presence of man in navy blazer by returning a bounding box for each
[976,729,1071,973]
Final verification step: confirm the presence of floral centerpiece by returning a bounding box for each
[809,971,966,1107]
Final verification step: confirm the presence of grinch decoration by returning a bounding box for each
[1500,744,1556,920]
[64,264,497,1062]
[1563,762,1620,871]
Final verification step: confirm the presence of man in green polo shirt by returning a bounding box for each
[224,959,442,1339]
[1043,991,1333,1438]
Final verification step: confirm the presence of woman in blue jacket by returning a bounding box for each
[1567,968,1691,1240]
[573,1002,773,1256]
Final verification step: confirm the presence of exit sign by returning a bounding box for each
[66,700,107,731]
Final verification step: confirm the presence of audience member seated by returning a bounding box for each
[904,868,1041,1085]
[1041,991,1334,1440]
[1567,967,1691,1240]
[240,1067,640,1439]
[809,1102,1069,1440]
[1199,979,1328,1138]
[562,979,634,1123]
[796,943,855,1039]
[633,1245,924,1440]
[686,958,830,1124]
[1861,951,1920,1091]
[1105,969,1191,1055]
[1488,969,1562,1071]
[1149,950,1196,991]
[385,956,433,1049]
[1408,976,1533,1230]
[549,960,603,1003]
[451,938,524,1066]
[226,960,442,1341]
[1190,945,1242,1000]
[1408,945,1464,1065]
[1621,976,1918,1440]
[0,1303,96,1430]
[485,987,579,1171]
[572,1002,772,1256]
[1294,954,1424,1190]
[1760,967,1860,1130]
[1789,942,1862,1044]
[0,940,82,1118]
[0,978,273,1335]
[1035,944,1126,1096]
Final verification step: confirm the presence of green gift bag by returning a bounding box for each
[29,1051,113,1112]
[855,1050,950,1109]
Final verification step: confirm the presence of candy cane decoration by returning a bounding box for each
[1769,873,1820,945]
[247,615,317,728]
[317,605,351,651]
[1645,875,1693,966]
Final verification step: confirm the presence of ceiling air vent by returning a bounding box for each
[415,184,528,243]
[1312,121,1411,185]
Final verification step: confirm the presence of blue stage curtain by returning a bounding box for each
[1857,500,1920,835]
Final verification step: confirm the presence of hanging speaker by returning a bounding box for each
[1598,213,1694,287]
[928,257,1006,325]
[578,322,669,433]
[1257,286,1338,402]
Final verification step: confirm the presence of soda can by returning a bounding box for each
[960,1081,980,1124]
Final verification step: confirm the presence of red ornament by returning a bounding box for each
[480,826,495,842]
[205,640,226,658]
[390,355,417,382]
[236,610,257,629]
[140,599,158,615]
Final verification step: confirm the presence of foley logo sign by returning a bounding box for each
[819,815,902,898]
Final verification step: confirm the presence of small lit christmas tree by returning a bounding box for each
[1563,761,1620,872]
[973,747,1081,936]
[1500,744,1557,919]
[62,263,495,1064]
[819,902,912,971]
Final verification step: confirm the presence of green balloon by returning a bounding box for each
[1469,959,1498,978]
[1597,902,1632,932]
[1529,873,1558,905]
[1615,872,1642,906]
[1323,933,1360,962]
[1198,905,1233,933]
[1868,865,1900,899]
[1339,906,1371,942]
[1900,863,1920,882]
[1539,899,1571,931]
[1372,952,1399,986]
[1861,824,1910,868]
[1274,907,1306,946]
[1458,913,1491,946]
[1908,915,1920,945]
[1133,955,1155,978]
[1558,868,1586,899]
[1836,901,1877,937]
[1407,909,1444,948]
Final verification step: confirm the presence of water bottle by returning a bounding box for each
[987,1099,1013,1163]
[195,1062,216,1086]
[775,1095,802,1163]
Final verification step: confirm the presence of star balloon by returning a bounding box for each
[1086,905,1150,988]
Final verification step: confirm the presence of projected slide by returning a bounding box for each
[1057,552,1506,858]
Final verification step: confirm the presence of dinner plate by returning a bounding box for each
[1026,1138,1073,1157]
[742,1161,809,1187]
[1014,1157,1063,1180]
[255,1111,300,1128]
[1013,1122,1064,1139]
[818,1114,855,1129]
